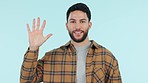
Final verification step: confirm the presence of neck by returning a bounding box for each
[71,37,89,47]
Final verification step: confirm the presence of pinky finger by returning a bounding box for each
[26,24,31,33]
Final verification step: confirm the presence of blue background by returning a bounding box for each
[0,0,148,83]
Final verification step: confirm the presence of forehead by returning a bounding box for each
[68,10,88,20]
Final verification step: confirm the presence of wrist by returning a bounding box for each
[29,46,39,51]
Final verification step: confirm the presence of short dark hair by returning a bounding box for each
[66,3,91,21]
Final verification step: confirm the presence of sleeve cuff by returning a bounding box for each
[24,47,39,59]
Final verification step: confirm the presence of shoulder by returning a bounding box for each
[95,44,115,59]
[91,41,113,55]
[41,45,67,60]
[92,41,118,65]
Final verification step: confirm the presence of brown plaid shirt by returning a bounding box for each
[20,40,122,83]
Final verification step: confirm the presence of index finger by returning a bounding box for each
[40,20,46,31]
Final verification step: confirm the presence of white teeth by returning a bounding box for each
[75,31,81,34]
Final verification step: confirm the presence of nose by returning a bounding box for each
[75,22,81,30]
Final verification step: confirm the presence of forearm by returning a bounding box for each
[20,48,42,83]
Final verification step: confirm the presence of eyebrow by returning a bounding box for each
[69,18,87,21]
[80,19,86,21]
[69,19,75,21]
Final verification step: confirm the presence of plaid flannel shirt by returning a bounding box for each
[20,40,122,83]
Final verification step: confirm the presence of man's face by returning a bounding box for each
[66,10,92,43]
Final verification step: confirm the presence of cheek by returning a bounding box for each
[83,25,90,30]
[67,27,73,33]
[67,25,75,31]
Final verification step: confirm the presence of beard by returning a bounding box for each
[68,29,89,43]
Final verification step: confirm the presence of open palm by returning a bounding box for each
[27,17,52,50]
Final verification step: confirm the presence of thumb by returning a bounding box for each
[45,34,52,41]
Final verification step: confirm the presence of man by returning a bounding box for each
[20,3,122,83]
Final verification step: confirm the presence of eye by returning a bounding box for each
[81,20,86,23]
[70,20,75,23]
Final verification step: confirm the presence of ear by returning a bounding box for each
[66,22,68,30]
[88,22,92,29]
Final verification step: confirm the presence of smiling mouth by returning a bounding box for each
[73,30,83,35]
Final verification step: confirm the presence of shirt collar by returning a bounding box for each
[64,40,100,49]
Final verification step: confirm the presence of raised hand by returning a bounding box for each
[27,17,52,51]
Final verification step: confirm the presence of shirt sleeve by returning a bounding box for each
[20,48,43,83]
[107,59,122,83]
